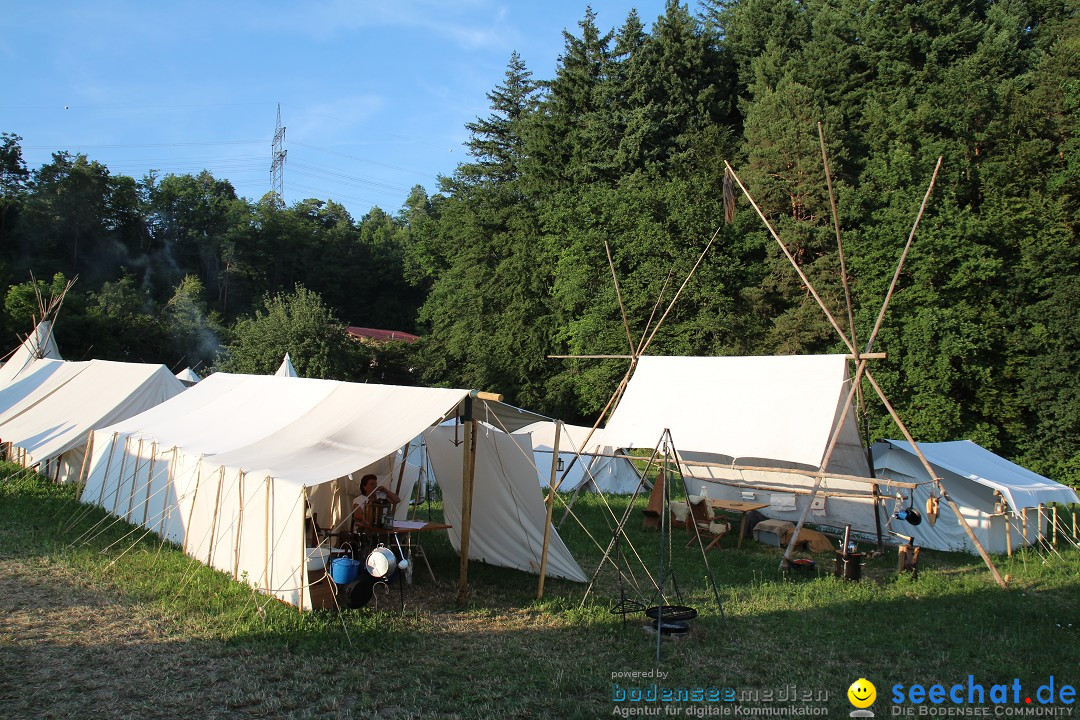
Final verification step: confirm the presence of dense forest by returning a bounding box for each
[0,0,1076,484]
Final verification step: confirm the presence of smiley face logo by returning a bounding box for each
[848,678,877,709]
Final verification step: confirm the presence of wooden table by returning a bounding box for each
[709,500,770,548]
[350,519,452,583]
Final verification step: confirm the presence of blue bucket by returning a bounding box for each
[330,557,360,584]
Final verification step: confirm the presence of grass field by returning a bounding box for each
[2,463,1078,719]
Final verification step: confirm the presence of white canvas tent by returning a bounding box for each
[175,367,202,385]
[0,320,62,387]
[513,421,640,494]
[871,440,1080,554]
[602,355,881,535]
[80,373,586,609]
[275,353,298,377]
[0,358,185,482]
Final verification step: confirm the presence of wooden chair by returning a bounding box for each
[689,516,731,552]
[670,497,710,532]
[642,470,665,529]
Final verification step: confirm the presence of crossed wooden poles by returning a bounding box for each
[555,122,1006,588]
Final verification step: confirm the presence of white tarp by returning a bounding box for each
[604,354,876,539]
[603,355,867,474]
[275,353,298,377]
[871,439,1079,554]
[514,421,640,494]
[0,320,62,387]
[0,358,184,481]
[81,374,583,608]
[426,425,587,582]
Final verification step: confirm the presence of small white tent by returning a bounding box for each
[0,320,62,387]
[514,421,640,494]
[81,373,586,609]
[603,355,878,535]
[871,440,1080,554]
[0,358,185,482]
[175,367,202,386]
[275,353,298,377]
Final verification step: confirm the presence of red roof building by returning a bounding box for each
[346,326,420,344]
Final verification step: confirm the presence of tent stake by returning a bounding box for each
[537,421,562,599]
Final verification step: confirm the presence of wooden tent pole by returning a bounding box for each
[1052,506,1058,547]
[299,486,306,613]
[537,421,562,599]
[181,463,203,556]
[140,442,158,526]
[233,471,245,580]
[157,447,178,537]
[660,457,919,489]
[394,442,410,498]
[206,466,226,565]
[865,371,1006,586]
[264,476,272,594]
[457,400,478,605]
[110,437,131,513]
[781,357,869,566]
[75,431,94,497]
[605,240,636,355]
[819,122,858,353]
[125,439,145,522]
[725,162,854,352]
[1005,502,1013,557]
[96,433,119,507]
[639,223,725,357]
[557,361,637,527]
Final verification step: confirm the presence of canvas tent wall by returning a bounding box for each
[0,358,184,482]
[871,440,1080,554]
[602,355,881,536]
[0,320,62,387]
[513,421,640,494]
[80,373,586,609]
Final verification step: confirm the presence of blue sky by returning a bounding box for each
[2,1,672,220]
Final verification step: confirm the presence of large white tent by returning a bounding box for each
[603,355,879,535]
[513,421,640,494]
[0,358,184,482]
[80,373,586,609]
[871,440,1079,554]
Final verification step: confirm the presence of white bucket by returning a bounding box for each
[365,546,397,578]
[306,546,332,571]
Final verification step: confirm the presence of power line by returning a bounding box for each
[290,141,434,178]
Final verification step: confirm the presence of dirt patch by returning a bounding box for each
[0,559,348,720]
